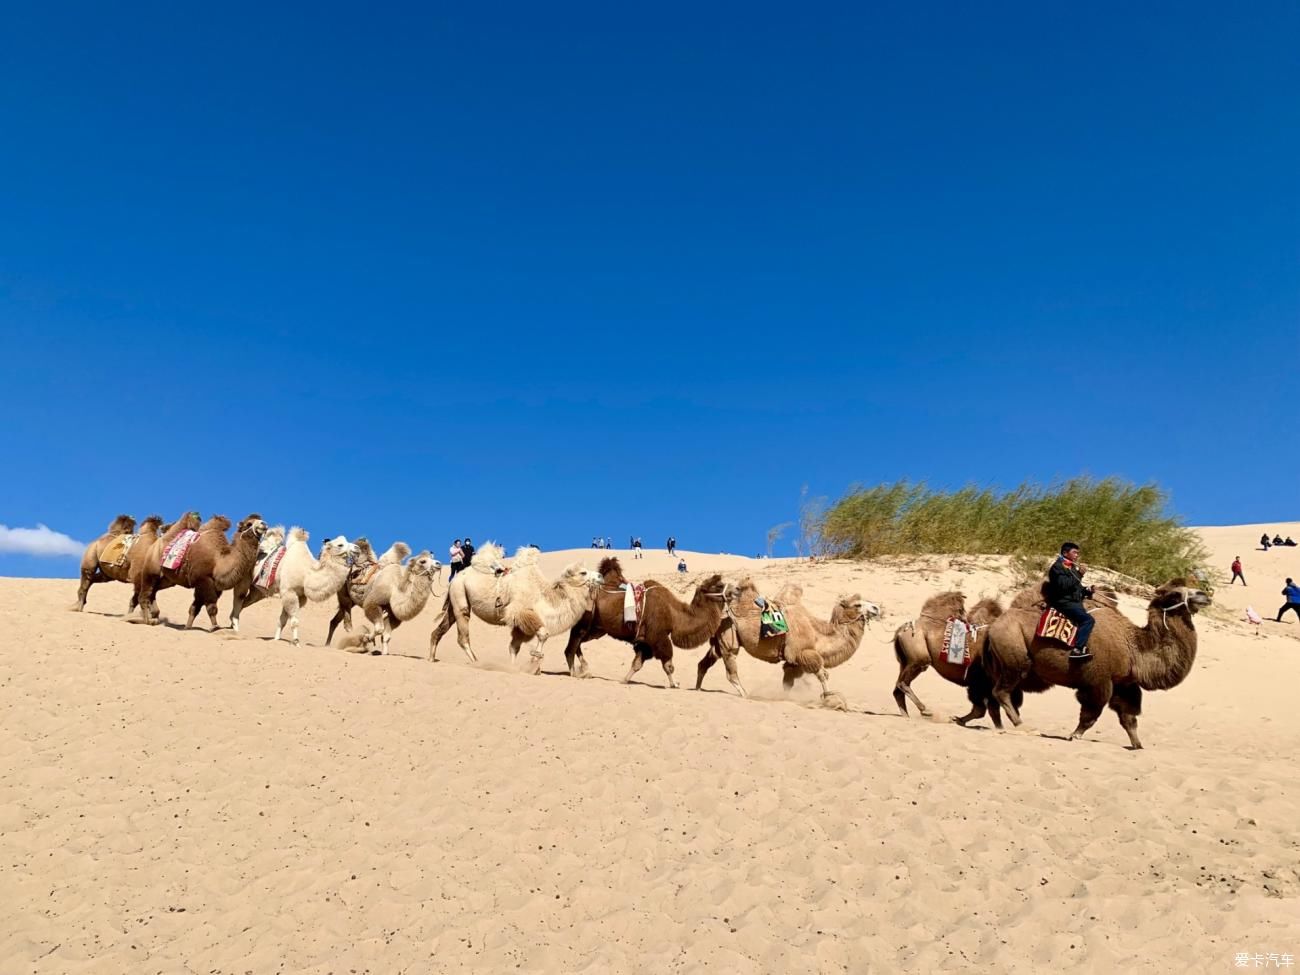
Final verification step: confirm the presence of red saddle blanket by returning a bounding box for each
[1035,608,1079,647]
[161,530,199,571]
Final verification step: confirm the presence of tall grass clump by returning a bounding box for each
[819,477,1207,584]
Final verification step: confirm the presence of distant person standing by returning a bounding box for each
[633,537,643,559]
[461,537,475,569]
[1260,533,1271,551]
[1230,557,1246,586]
[605,536,613,550]
[667,536,676,556]
[449,539,464,579]
[1277,579,1300,622]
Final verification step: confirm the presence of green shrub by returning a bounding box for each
[819,477,1207,585]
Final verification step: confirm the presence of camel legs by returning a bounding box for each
[277,591,303,645]
[1108,684,1144,750]
[326,593,352,646]
[232,585,270,633]
[622,645,650,684]
[522,627,547,675]
[374,610,392,655]
[694,638,747,697]
[1068,680,1112,743]
[782,663,799,692]
[73,567,102,611]
[562,625,592,679]
[137,576,160,625]
[893,660,931,717]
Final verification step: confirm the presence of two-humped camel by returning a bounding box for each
[427,543,599,672]
[696,577,880,708]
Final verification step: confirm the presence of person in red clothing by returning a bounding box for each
[1230,556,1246,586]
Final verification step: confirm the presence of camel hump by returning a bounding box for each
[598,556,624,581]
[289,526,310,543]
[107,514,136,534]
[141,514,164,528]
[381,542,411,565]
[472,542,504,567]
[513,545,540,567]
[775,583,804,605]
[201,515,232,533]
[919,590,967,619]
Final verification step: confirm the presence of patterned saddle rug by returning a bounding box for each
[621,583,646,625]
[161,529,199,571]
[1035,608,1079,647]
[253,544,287,592]
[100,534,139,568]
[943,617,974,666]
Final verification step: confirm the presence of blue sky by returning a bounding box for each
[2,1,1296,577]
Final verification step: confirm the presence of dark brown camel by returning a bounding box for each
[562,557,728,688]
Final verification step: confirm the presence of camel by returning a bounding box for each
[427,543,600,672]
[137,513,268,628]
[696,578,881,707]
[223,524,285,633]
[229,528,356,643]
[982,580,1211,749]
[361,550,441,654]
[325,538,411,645]
[130,511,202,622]
[890,591,1012,727]
[74,514,144,611]
[560,557,730,688]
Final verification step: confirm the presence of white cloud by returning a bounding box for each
[0,524,86,557]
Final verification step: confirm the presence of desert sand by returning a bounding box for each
[2,526,1298,973]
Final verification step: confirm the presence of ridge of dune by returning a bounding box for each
[1,524,1297,971]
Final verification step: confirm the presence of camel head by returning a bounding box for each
[722,577,760,609]
[834,594,881,624]
[320,535,353,563]
[407,551,441,579]
[1151,581,1212,616]
[235,514,268,541]
[559,563,601,590]
[694,574,727,604]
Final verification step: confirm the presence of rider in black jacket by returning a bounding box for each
[1045,541,1095,660]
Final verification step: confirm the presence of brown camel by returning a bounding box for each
[129,511,201,621]
[562,558,728,688]
[695,578,881,708]
[75,514,176,616]
[891,591,1013,727]
[73,514,137,611]
[137,513,268,629]
[983,580,1211,749]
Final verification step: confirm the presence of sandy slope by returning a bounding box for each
[1,535,1297,973]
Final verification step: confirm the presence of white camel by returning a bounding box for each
[325,539,411,645]
[362,550,442,655]
[273,529,358,645]
[427,543,600,672]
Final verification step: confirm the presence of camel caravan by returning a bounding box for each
[72,514,1212,748]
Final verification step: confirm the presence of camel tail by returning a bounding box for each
[892,622,914,664]
[515,608,544,637]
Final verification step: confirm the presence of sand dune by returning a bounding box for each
[2,531,1298,972]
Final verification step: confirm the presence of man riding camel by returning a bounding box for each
[1046,541,1095,661]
